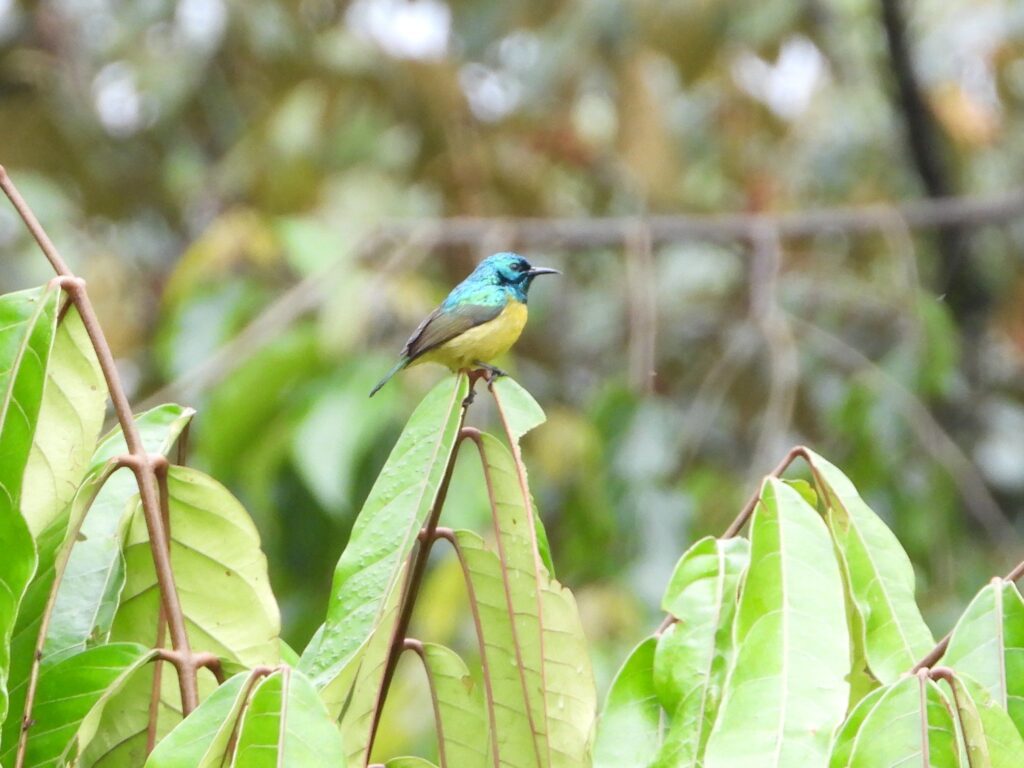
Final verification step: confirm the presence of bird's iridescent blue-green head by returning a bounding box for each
[467,252,560,304]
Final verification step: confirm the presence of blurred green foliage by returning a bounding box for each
[3,0,1024,754]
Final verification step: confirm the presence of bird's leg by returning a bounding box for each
[463,368,488,407]
[474,362,508,388]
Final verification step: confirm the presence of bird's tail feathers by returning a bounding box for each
[369,358,407,398]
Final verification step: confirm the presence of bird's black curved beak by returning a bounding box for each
[526,267,560,277]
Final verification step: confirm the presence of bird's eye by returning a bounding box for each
[513,260,529,273]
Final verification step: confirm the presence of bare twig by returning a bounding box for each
[140,187,1024,409]
[676,328,757,472]
[0,167,202,732]
[372,188,1024,248]
[625,220,657,393]
[747,221,799,481]
[791,314,1014,544]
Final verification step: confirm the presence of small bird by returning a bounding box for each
[370,252,559,397]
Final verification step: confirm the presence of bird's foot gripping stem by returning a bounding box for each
[462,365,506,407]
[474,362,507,388]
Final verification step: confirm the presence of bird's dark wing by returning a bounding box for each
[402,302,502,361]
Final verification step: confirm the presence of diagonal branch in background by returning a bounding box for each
[790,315,1014,546]
[0,166,203,727]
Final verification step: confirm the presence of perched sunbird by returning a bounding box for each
[370,252,559,397]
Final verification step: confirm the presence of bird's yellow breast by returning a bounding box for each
[418,300,528,371]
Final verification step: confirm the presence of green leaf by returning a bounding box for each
[299,375,467,687]
[0,284,60,735]
[0,643,155,767]
[3,405,195,762]
[45,404,196,662]
[828,674,960,767]
[491,377,546,442]
[948,673,1024,768]
[802,449,934,683]
[593,637,660,768]
[336,562,406,765]
[232,667,346,766]
[415,642,490,768]
[704,478,850,768]
[453,530,543,768]
[387,759,439,768]
[827,685,888,768]
[453,520,595,768]
[941,579,1024,736]
[469,430,596,768]
[112,465,280,669]
[145,670,264,768]
[652,536,749,767]
[82,465,280,765]
[20,305,105,537]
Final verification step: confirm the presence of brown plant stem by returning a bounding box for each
[721,445,814,538]
[222,666,277,760]
[431,527,501,768]
[401,638,449,768]
[0,167,202,722]
[147,463,172,754]
[365,372,482,758]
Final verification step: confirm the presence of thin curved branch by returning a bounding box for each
[365,373,482,756]
[400,638,448,768]
[790,314,1014,544]
[0,166,202,761]
[431,527,500,768]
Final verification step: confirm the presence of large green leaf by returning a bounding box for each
[417,642,490,768]
[82,465,280,765]
[337,562,406,766]
[145,671,267,768]
[948,673,1024,768]
[232,667,346,766]
[45,404,196,662]
[454,530,543,768]
[803,449,934,683]
[491,377,545,442]
[112,465,279,669]
[468,430,596,768]
[652,536,749,767]
[704,478,850,768]
[20,306,105,536]
[941,579,1024,735]
[0,285,60,737]
[3,405,195,761]
[593,637,661,768]
[0,643,155,767]
[828,674,960,767]
[299,375,468,687]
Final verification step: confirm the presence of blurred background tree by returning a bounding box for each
[2,0,1024,755]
